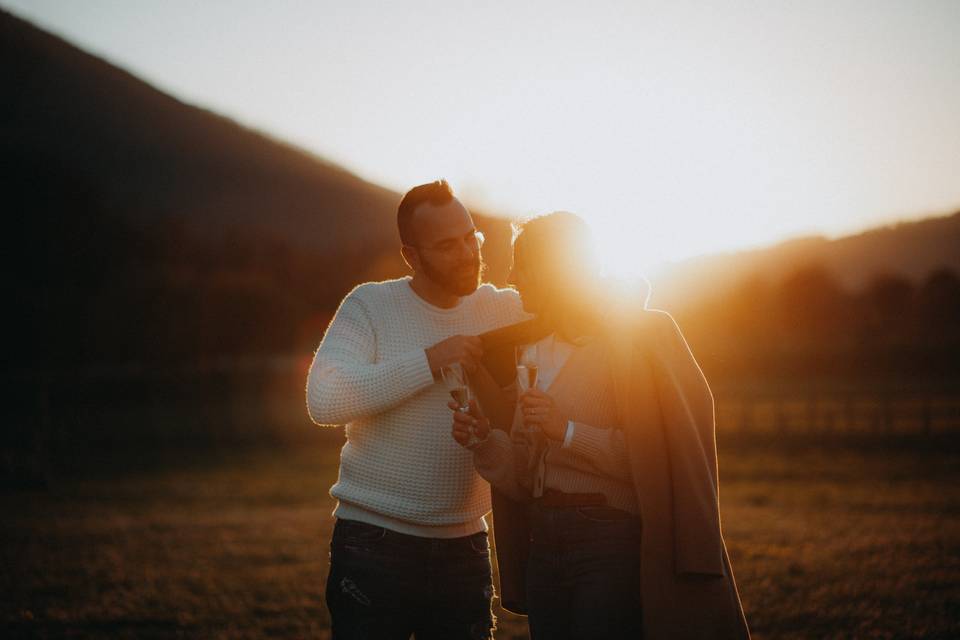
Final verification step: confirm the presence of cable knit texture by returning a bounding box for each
[306,276,527,537]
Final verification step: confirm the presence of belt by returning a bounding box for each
[536,488,607,507]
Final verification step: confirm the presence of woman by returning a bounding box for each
[450,212,750,639]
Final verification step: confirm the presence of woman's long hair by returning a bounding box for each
[513,212,650,343]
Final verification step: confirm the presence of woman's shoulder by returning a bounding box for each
[602,307,678,344]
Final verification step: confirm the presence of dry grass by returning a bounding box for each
[3,439,959,639]
[721,442,960,639]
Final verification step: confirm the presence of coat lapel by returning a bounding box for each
[609,311,751,638]
[471,318,549,614]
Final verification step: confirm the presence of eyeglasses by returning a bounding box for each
[407,229,485,257]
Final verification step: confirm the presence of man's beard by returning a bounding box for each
[420,252,484,297]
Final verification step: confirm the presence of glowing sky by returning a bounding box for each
[4,0,960,275]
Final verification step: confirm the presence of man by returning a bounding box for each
[306,179,527,639]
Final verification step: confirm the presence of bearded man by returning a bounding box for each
[306,179,527,639]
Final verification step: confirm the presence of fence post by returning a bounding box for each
[776,399,788,435]
[807,395,818,434]
[879,396,892,434]
[148,379,164,446]
[922,398,932,436]
[844,397,856,433]
[823,404,835,434]
[740,397,753,433]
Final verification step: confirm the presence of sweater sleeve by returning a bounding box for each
[306,296,435,426]
[471,429,530,502]
[566,422,633,482]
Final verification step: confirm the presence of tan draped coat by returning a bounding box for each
[473,310,751,639]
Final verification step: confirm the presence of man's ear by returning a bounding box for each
[400,245,419,272]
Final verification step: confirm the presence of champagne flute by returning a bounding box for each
[516,344,540,434]
[441,363,479,446]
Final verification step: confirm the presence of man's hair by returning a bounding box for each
[397,179,454,246]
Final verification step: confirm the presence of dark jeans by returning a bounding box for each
[325,518,496,640]
[526,502,644,639]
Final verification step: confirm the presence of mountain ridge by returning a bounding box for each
[3,6,957,368]
[651,209,960,310]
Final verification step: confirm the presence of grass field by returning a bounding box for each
[3,436,959,639]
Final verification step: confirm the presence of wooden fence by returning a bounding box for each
[713,385,960,437]
[4,360,960,467]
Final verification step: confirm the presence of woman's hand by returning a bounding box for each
[449,399,490,448]
[519,388,569,441]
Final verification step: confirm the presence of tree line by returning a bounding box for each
[677,264,960,381]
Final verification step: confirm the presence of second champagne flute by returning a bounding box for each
[516,344,540,433]
[441,363,479,446]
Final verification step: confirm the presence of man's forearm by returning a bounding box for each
[306,348,435,425]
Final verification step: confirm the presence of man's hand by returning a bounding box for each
[519,388,568,441]
[449,399,490,448]
[426,335,483,376]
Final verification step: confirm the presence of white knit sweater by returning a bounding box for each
[306,276,527,537]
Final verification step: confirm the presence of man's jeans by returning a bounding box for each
[525,502,644,639]
[325,518,496,639]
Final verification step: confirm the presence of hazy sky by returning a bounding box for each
[5,0,960,274]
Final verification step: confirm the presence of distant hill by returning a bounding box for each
[3,7,956,372]
[1,9,513,368]
[648,211,960,384]
[650,211,960,311]
[0,10,401,254]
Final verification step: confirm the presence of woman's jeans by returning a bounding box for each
[526,501,644,639]
[325,518,496,639]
